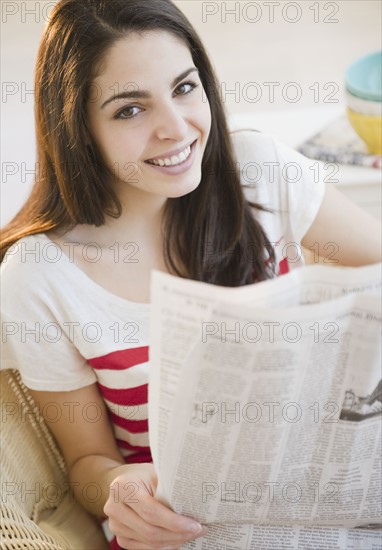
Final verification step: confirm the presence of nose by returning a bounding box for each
[153,100,189,142]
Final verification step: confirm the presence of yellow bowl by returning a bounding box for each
[347,107,382,155]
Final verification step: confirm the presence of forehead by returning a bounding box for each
[92,31,192,86]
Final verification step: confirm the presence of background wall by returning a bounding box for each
[1,1,381,225]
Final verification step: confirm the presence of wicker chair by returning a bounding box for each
[0,369,109,549]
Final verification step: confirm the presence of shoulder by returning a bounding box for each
[229,128,326,245]
[229,127,324,195]
[230,129,278,163]
[229,128,311,168]
[2,232,43,273]
[1,233,62,313]
[228,128,289,203]
[2,233,53,282]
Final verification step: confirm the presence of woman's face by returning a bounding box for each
[86,31,212,200]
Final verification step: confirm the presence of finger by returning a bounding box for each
[117,538,180,550]
[109,507,207,546]
[108,516,135,540]
[129,492,203,535]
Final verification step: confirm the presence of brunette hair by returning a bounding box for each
[0,0,276,284]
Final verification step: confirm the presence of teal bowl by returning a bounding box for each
[345,51,382,102]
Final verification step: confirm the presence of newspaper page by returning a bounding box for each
[149,263,382,549]
[148,263,381,467]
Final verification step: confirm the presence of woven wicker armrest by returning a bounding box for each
[0,370,108,549]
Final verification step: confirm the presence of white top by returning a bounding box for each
[1,129,325,462]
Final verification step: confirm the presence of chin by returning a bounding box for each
[163,177,201,199]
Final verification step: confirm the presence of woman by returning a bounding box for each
[1,1,380,549]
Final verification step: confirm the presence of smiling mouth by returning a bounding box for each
[145,140,197,167]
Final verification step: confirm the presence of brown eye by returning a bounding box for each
[114,106,141,120]
[174,81,199,96]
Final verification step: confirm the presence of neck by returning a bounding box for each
[99,184,167,247]
[52,183,168,252]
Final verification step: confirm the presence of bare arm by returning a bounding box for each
[29,382,127,517]
[29,383,207,548]
[301,183,382,266]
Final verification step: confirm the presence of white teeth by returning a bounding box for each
[147,144,192,166]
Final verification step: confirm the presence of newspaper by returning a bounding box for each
[149,263,382,549]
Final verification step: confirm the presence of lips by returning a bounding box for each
[143,139,197,175]
[144,140,197,166]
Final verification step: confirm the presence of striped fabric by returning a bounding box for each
[88,346,152,465]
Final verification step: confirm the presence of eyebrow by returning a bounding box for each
[100,67,199,109]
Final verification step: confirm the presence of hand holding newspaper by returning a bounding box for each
[149,263,382,549]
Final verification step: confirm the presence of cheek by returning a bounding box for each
[92,124,135,164]
[87,119,113,162]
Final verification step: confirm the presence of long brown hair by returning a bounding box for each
[0,0,276,285]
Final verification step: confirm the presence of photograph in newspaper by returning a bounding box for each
[340,380,382,421]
